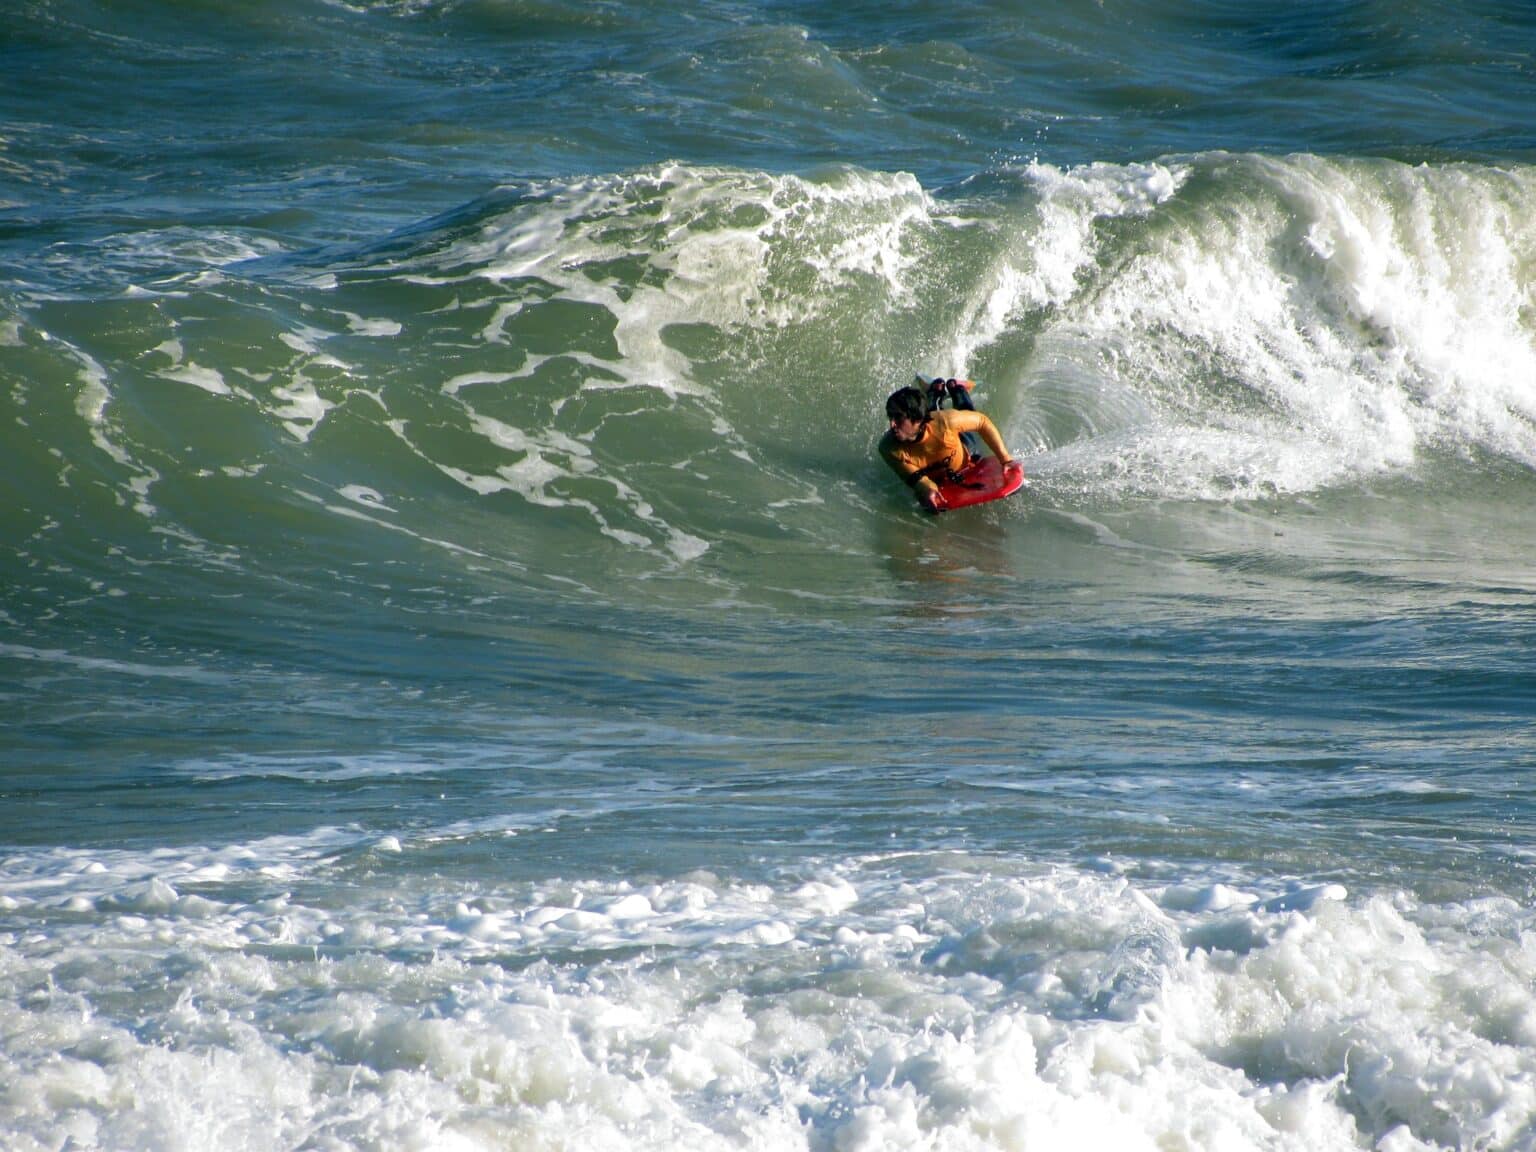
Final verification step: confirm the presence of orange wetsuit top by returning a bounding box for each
[878,409,1010,500]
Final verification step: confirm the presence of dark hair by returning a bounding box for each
[885,386,929,424]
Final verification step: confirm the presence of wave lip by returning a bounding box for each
[997,153,1536,502]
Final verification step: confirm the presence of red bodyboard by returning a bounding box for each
[932,457,1025,511]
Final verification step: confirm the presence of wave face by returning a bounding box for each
[9,156,1536,604]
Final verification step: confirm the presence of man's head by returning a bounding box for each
[885,386,929,442]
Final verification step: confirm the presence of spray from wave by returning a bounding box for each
[1005,154,1536,500]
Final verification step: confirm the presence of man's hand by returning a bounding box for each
[920,488,947,513]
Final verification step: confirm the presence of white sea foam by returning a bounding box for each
[60,340,164,517]
[986,156,1536,502]
[337,484,392,511]
[411,164,949,558]
[1,842,1532,1152]
[269,376,335,441]
[291,486,498,561]
[434,381,712,561]
[462,166,933,396]
[341,311,403,337]
[933,160,1187,379]
[0,641,225,682]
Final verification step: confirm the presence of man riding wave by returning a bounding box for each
[878,379,1020,512]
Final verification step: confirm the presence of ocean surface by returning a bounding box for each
[5,2,1536,1149]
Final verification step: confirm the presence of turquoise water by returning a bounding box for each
[5,3,1536,1149]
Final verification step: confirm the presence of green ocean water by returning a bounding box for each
[5,3,1536,1150]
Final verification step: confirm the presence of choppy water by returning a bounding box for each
[5,2,1536,1149]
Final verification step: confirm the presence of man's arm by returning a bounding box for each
[879,435,944,508]
[949,410,1013,464]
